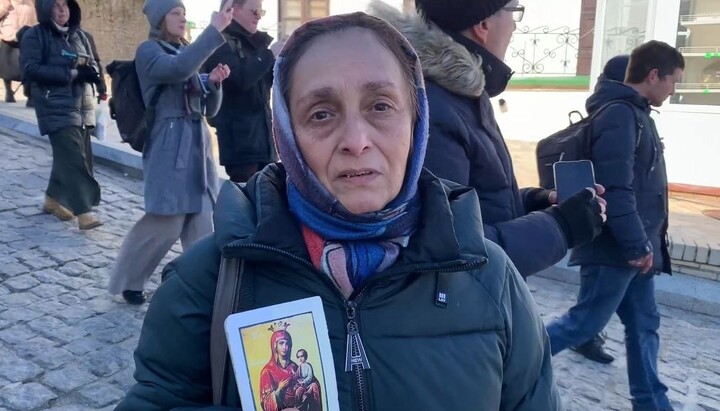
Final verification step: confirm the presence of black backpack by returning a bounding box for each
[106,59,163,153]
[535,100,642,189]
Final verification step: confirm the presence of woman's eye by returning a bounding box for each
[373,102,391,112]
[310,111,331,121]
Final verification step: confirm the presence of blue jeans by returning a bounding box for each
[546,265,671,411]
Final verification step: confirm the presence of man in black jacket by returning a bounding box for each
[204,0,283,182]
[547,41,684,411]
[371,0,607,356]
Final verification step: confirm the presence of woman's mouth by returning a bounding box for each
[340,170,374,179]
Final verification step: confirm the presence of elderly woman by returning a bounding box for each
[107,0,232,305]
[20,0,102,229]
[115,12,561,410]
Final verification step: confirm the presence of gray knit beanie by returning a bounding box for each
[143,0,185,35]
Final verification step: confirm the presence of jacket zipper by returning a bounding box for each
[224,242,488,410]
[344,297,370,411]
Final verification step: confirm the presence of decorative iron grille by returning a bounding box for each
[507,25,580,76]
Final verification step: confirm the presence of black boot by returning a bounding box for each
[4,80,15,103]
[571,334,615,364]
[122,290,147,305]
[23,82,33,107]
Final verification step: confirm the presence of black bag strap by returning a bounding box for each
[210,257,244,406]
[39,25,49,64]
[222,32,244,58]
[147,84,164,108]
[568,110,584,125]
[589,100,644,152]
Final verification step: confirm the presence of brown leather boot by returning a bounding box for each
[43,196,74,221]
[78,213,103,230]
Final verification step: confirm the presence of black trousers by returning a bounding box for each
[47,126,101,215]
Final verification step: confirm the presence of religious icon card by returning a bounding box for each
[224,296,340,411]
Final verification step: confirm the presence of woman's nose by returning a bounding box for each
[339,116,373,155]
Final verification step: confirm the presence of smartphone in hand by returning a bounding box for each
[553,160,596,203]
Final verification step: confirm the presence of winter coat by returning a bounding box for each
[19,0,97,136]
[372,3,568,277]
[115,164,562,411]
[134,25,226,215]
[0,0,36,43]
[203,21,277,166]
[569,79,671,274]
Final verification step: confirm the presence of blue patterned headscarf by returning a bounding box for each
[272,13,429,288]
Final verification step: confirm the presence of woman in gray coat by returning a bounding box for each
[108,0,233,304]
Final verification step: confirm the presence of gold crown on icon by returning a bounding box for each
[268,320,291,333]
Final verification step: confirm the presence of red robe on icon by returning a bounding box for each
[259,329,322,411]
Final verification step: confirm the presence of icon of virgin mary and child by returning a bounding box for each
[259,321,322,411]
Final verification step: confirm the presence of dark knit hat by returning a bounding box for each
[602,55,630,82]
[416,0,513,32]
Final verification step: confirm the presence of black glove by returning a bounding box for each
[75,65,101,84]
[544,188,603,248]
[523,187,553,212]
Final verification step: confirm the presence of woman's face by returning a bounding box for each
[163,6,187,40]
[288,29,414,215]
[276,339,290,358]
[51,0,69,26]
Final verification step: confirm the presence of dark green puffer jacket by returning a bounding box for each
[115,165,562,411]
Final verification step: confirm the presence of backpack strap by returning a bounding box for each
[148,84,164,108]
[222,32,244,58]
[210,257,244,405]
[590,100,644,151]
[38,25,49,64]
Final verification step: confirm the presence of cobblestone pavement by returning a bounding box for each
[528,276,720,411]
[1,130,719,410]
[0,130,178,411]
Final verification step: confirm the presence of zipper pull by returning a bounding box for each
[344,301,370,372]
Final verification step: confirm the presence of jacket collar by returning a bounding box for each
[586,79,652,115]
[225,20,273,49]
[213,165,489,268]
[448,32,514,98]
